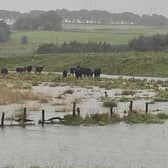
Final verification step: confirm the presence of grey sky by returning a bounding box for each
[1,0,168,16]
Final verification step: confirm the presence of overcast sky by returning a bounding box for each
[1,0,168,16]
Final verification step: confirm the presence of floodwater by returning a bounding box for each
[1,83,168,168]
[1,123,168,168]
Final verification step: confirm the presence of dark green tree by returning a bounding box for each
[0,20,11,43]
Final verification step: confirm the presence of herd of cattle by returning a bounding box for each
[0,65,101,79]
[0,65,44,75]
[63,66,101,78]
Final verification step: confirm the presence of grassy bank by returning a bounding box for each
[1,51,168,77]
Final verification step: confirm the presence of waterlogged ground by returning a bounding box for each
[1,76,168,168]
[0,83,166,122]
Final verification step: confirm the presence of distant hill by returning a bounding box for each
[0,9,168,26]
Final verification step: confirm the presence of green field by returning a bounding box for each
[0,24,167,58]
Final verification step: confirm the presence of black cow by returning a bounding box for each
[35,65,44,74]
[70,67,76,76]
[94,68,101,78]
[1,68,8,75]
[16,66,26,74]
[63,70,68,78]
[74,66,82,79]
[26,65,32,73]
[81,67,93,77]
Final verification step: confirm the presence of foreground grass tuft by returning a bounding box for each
[124,111,163,124]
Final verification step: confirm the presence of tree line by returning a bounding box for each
[13,11,62,31]
[1,9,168,27]
[37,34,168,54]
[36,41,128,54]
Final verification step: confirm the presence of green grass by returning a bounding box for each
[63,112,168,125]
[63,113,121,126]
[157,113,168,119]
[2,51,168,77]
[103,99,118,108]
[124,112,164,124]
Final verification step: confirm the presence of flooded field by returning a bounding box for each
[1,75,168,168]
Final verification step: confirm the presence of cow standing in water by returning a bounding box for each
[35,66,44,74]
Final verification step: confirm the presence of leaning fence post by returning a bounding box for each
[1,112,5,128]
[129,101,133,112]
[145,102,149,115]
[73,102,76,117]
[42,109,45,126]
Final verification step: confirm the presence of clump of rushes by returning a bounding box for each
[63,113,121,126]
[157,113,168,119]
[124,111,163,124]
[63,114,83,125]
[121,89,136,96]
[153,90,168,102]
[84,113,121,125]
[103,99,117,108]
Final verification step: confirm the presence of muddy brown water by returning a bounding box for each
[1,80,168,168]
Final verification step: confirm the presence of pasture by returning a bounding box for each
[1,24,168,58]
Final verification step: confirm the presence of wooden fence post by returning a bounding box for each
[42,109,45,126]
[145,103,149,115]
[1,112,5,128]
[21,107,27,128]
[77,107,80,116]
[110,107,113,117]
[129,101,133,112]
[73,102,76,117]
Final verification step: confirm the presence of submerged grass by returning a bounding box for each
[124,111,163,124]
[64,113,120,126]
[63,111,168,125]
[103,99,118,108]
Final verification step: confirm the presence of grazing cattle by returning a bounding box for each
[69,66,101,79]
[26,65,32,73]
[16,66,26,74]
[94,68,101,78]
[74,67,82,79]
[1,68,8,75]
[63,70,68,78]
[70,67,76,76]
[82,68,93,77]
[35,65,44,74]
